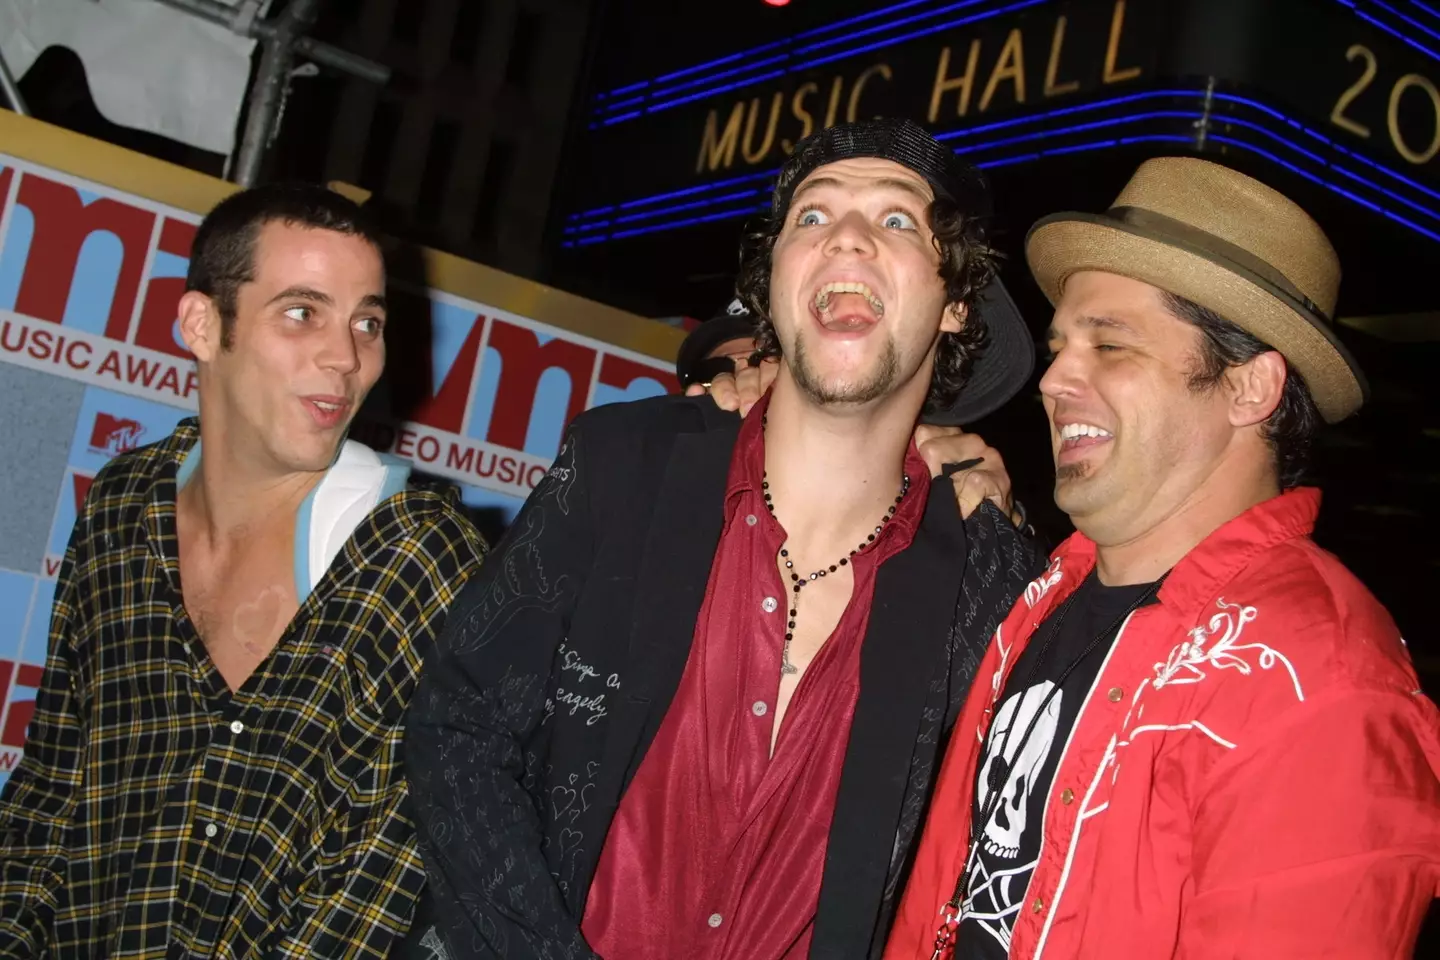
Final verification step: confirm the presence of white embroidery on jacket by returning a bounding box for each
[1153,598,1305,702]
[1024,557,1064,609]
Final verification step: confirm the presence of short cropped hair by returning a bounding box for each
[185,182,384,348]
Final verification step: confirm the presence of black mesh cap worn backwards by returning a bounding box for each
[773,117,994,226]
[771,118,1034,425]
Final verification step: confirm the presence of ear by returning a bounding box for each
[177,290,221,363]
[1225,350,1287,428]
[940,301,968,335]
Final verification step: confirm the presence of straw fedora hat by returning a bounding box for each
[1026,157,1367,422]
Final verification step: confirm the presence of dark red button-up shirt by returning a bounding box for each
[581,395,929,959]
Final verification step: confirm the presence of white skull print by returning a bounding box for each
[976,681,1062,858]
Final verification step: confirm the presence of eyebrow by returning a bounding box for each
[266,286,387,313]
[1045,314,1139,340]
[791,175,932,207]
[266,285,333,307]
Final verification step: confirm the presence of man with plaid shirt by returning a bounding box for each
[0,184,485,958]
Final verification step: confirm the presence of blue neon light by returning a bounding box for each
[652,38,791,88]
[1411,0,1440,23]
[1210,132,1440,242]
[951,110,1200,154]
[567,141,1440,250]
[1371,0,1440,43]
[641,54,792,103]
[598,0,973,99]
[610,80,649,97]
[1336,0,1440,63]
[643,69,790,115]
[594,0,1037,121]
[568,91,1440,247]
[609,203,771,240]
[795,0,953,40]
[601,110,643,126]
[636,0,1043,118]
[977,134,1194,168]
[794,0,997,57]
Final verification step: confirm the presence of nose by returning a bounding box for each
[317,320,362,376]
[1039,344,1084,403]
[823,210,878,258]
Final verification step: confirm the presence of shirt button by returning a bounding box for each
[1031,897,1044,914]
[707,913,723,928]
[204,823,218,838]
[745,514,758,526]
[761,596,778,613]
[752,701,768,717]
[1061,788,1074,805]
[1107,686,1123,702]
[229,720,245,734]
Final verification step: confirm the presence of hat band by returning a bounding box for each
[1105,205,1331,324]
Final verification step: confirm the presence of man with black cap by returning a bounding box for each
[887,159,1440,959]
[402,118,1043,959]
[675,297,766,392]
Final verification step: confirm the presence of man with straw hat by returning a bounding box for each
[886,157,1440,959]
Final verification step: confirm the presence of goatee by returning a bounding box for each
[790,336,900,406]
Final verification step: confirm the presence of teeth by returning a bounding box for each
[815,281,885,318]
[1059,423,1112,440]
[314,401,341,412]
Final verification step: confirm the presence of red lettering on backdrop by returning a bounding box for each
[408,313,486,434]
[13,174,157,340]
[1,663,45,748]
[72,473,94,515]
[485,320,596,450]
[132,217,197,358]
[0,168,12,216]
[598,353,678,397]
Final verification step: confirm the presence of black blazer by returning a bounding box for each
[401,396,1043,959]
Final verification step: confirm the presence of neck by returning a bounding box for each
[181,421,327,546]
[1092,460,1280,586]
[760,372,918,552]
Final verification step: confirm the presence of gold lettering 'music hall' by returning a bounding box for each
[696,0,1144,173]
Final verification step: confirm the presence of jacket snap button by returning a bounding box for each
[1107,686,1123,702]
[1061,788,1074,805]
[1031,897,1044,913]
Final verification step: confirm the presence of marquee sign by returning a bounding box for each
[562,0,1440,249]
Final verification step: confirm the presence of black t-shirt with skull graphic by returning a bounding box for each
[957,570,1158,958]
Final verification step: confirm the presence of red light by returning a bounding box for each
[764,0,791,6]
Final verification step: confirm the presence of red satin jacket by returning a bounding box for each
[887,488,1440,960]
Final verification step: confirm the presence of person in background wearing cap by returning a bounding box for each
[880,158,1440,960]
[401,118,1044,959]
[675,297,768,392]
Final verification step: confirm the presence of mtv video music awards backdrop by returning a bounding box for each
[0,113,681,788]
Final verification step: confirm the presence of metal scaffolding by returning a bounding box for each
[149,0,390,186]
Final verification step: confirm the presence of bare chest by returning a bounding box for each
[180,542,299,692]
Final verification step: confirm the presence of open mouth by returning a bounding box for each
[304,396,350,428]
[814,280,885,332]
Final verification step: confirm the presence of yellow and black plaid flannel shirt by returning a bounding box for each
[0,419,486,958]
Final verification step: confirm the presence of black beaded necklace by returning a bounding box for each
[760,414,910,675]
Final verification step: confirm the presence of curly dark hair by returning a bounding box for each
[734,165,998,418]
[1162,292,1322,489]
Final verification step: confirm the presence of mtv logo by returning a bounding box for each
[89,413,144,455]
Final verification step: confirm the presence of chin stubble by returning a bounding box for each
[790,336,901,406]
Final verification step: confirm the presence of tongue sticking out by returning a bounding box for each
[818,292,881,332]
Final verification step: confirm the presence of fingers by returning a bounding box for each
[913,425,992,480]
[702,372,741,412]
[684,383,706,397]
[949,466,1012,519]
[733,363,767,417]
